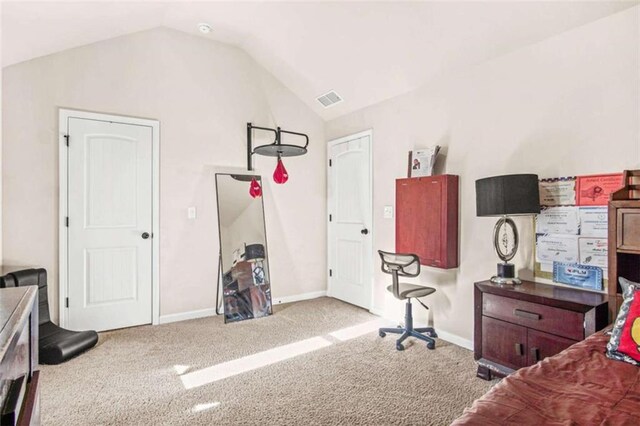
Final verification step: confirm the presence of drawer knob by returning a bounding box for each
[531,347,540,363]
[515,343,523,356]
[513,308,541,321]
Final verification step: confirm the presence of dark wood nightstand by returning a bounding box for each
[474,280,609,380]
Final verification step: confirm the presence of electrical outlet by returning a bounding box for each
[383,205,394,219]
[188,207,197,220]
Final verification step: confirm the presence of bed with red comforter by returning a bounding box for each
[453,330,640,425]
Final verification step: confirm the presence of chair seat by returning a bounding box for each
[39,321,99,365]
[387,283,436,299]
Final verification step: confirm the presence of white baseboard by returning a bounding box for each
[159,291,327,325]
[369,307,385,317]
[158,308,217,324]
[272,291,326,305]
[435,330,473,351]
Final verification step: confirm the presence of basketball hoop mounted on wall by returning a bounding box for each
[246,122,309,184]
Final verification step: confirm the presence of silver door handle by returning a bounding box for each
[141,232,150,239]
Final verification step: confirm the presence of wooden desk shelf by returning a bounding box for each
[396,175,459,269]
[608,170,640,318]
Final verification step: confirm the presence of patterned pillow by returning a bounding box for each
[619,277,640,294]
[607,280,640,366]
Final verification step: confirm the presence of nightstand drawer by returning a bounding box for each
[481,317,528,370]
[527,329,575,364]
[483,293,584,340]
[475,280,608,381]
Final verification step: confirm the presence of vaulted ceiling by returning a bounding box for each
[2,1,637,120]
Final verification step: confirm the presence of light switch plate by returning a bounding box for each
[383,205,394,219]
[188,207,197,220]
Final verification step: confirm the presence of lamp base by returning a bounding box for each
[490,262,522,286]
[490,276,522,286]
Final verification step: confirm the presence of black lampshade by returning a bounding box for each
[476,174,540,217]
[245,243,265,261]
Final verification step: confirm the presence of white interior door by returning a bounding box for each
[328,131,373,309]
[65,115,154,331]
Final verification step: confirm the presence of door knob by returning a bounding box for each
[141,232,150,239]
[361,228,369,235]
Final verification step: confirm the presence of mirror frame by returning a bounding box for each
[214,172,273,323]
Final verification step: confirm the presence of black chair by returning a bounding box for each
[9,269,99,364]
[377,250,438,351]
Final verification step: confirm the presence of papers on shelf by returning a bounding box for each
[535,174,617,286]
[410,146,440,177]
[576,174,623,206]
[536,234,579,264]
[539,178,576,207]
[536,207,579,235]
[535,206,608,237]
[539,262,554,273]
[553,262,603,291]
[578,207,608,238]
[578,237,608,269]
[536,234,608,273]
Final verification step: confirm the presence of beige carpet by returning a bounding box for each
[40,297,493,425]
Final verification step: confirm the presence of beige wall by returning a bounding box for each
[326,7,640,343]
[0,3,3,261]
[2,28,326,322]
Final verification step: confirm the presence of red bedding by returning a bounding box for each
[453,331,640,425]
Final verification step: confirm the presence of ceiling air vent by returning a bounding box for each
[316,90,343,108]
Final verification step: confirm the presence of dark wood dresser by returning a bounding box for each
[474,280,608,380]
[0,286,39,424]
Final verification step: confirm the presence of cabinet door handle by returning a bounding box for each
[513,309,541,321]
[531,347,540,363]
[514,343,523,356]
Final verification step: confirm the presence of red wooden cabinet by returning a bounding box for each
[395,175,459,269]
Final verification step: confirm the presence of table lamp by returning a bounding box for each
[244,243,266,285]
[476,174,540,285]
[244,243,265,262]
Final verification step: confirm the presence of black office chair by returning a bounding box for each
[9,269,99,364]
[377,250,438,351]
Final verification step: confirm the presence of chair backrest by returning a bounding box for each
[10,268,51,325]
[378,250,420,277]
[0,274,16,288]
[378,250,420,300]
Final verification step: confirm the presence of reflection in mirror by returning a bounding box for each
[215,173,272,323]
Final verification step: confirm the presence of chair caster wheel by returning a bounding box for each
[427,341,435,350]
[396,343,404,351]
[379,331,386,338]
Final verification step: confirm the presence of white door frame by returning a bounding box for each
[58,109,160,328]
[326,129,374,311]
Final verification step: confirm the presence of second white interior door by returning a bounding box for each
[65,113,154,331]
[328,131,373,309]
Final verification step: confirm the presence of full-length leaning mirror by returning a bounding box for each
[215,173,272,323]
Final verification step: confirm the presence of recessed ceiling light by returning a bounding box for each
[198,23,212,34]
